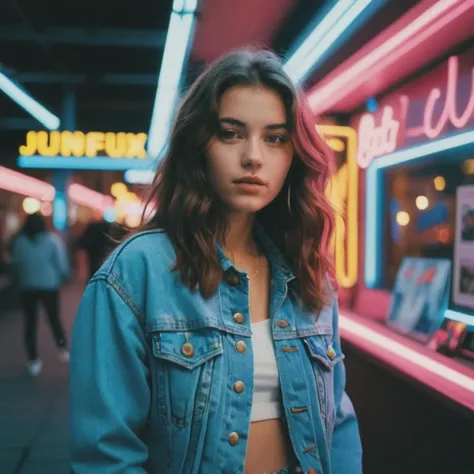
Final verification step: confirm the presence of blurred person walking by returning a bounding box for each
[11,213,70,376]
[75,211,113,280]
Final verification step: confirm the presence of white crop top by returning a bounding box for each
[250,319,283,422]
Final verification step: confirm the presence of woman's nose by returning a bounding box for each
[242,139,263,168]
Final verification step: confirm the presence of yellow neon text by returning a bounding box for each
[19,131,148,159]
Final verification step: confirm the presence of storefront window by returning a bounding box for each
[383,156,474,292]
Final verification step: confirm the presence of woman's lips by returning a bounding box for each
[233,181,266,193]
[233,176,266,186]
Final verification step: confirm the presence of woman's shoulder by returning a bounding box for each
[97,229,175,279]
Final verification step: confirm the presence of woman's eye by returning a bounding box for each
[266,134,288,144]
[218,129,240,140]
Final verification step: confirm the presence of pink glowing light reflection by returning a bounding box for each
[339,313,474,393]
[308,0,474,114]
[0,166,113,212]
[0,166,55,201]
[68,183,114,212]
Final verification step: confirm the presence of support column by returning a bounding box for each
[52,86,76,232]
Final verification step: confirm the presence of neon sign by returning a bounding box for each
[357,106,400,168]
[321,125,359,289]
[356,54,474,168]
[19,131,148,159]
[424,56,474,138]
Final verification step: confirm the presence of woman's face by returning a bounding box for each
[206,85,293,215]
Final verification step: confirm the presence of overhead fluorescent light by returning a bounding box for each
[308,0,470,114]
[146,0,198,160]
[0,72,60,130]
[284,0,375,83]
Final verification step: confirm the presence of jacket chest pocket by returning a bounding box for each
[303,335,344,434]
[151,328,223,428]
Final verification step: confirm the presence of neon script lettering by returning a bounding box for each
[357,106,400,168]
[19,131,148,159]
[424,55,474,139]
[357,55,474,168]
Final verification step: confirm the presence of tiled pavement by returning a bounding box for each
[0,280,85,474]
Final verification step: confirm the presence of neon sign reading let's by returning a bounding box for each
[357,55,474,168]
[19,131,148,158]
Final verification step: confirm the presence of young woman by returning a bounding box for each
[69,49,362,474]
[11,213,70,375]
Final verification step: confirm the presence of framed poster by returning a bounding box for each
[453,185,474,310]
[387,257,452,341]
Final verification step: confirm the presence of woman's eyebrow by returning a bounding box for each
[219,117,245,127]
[219,117,288,130]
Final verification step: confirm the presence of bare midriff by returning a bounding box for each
[244,418,291,474]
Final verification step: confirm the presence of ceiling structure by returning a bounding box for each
[0,0,417,170]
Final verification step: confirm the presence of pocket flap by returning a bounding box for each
[152,328,223,370]
[303,336,344,370]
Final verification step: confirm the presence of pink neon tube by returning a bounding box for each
[0,166,55,201]
[0,166,113,211]
[67,183,114,212]
[308,0,474,114]
[340,312,474,411]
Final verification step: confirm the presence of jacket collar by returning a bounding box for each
[216,221,295,282]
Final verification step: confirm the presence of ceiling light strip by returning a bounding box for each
[0,72,60,130]
[146,0,198,160]
[284,0,374,83]
[308,0,469,113]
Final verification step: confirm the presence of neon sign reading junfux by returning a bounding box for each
[357,55,474,168]
[19,131,148,159]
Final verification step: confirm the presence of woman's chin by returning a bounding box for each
[228,197,268,215]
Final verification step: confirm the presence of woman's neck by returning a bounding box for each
[222,212,257,255]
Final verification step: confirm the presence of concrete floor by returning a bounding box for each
[0,280,83,474]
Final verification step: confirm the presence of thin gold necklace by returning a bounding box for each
[229,250,261,280]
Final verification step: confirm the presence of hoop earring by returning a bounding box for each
[287,182,293,216]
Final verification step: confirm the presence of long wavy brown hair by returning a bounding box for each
[142,49,336,312]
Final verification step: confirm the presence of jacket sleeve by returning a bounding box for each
[330,297,363,474]
[69,276,150,473]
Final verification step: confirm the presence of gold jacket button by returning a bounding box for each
[235,340,247,354]
[327,347,336,360]
[233,312,245,324]
[225,271,240,286]
[233,381,245,393]
[228,431,240,446]
[277,319,290,328]
[181,342,195,358]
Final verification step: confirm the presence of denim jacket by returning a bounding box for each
[69,228,362,474]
